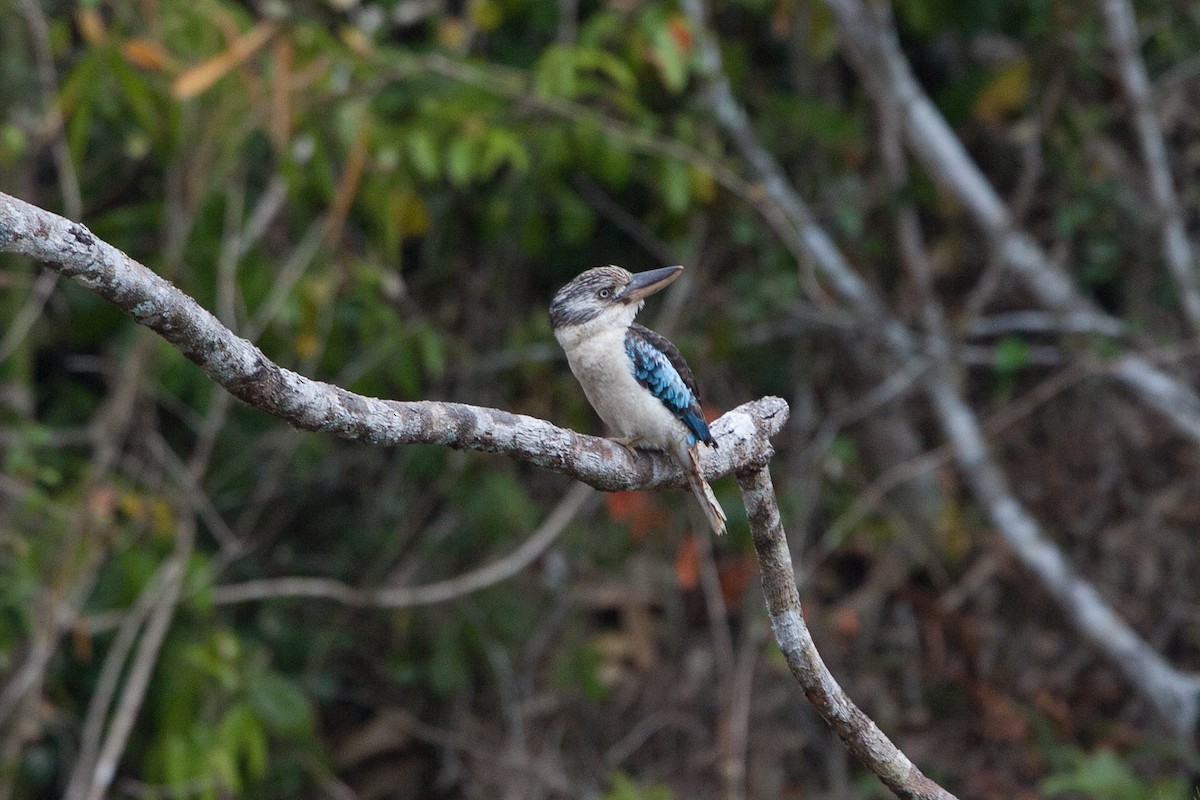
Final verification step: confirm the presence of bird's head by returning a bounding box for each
[549,265,683,332]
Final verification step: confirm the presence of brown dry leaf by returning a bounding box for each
[973,683,1030,743]
[718,556,755,607]
[666,15,692,53]
[172,21,278,100]
[674,535,700,590]
[71,621,93,663]
[604,490,670,540]
[833,605,861,640]
[121,38,172,71]
[325,125,370,246]
[76,8,107,45]
[437,18,468,50]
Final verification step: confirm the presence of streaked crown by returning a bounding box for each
[548,266,633,329]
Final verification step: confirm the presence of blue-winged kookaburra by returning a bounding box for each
[549,265,727,534]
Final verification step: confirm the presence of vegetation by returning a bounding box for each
[2,0,1200,797]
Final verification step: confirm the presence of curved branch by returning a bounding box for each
[739,468,959,800]
[0,191,785,491]
[210,483,595,608]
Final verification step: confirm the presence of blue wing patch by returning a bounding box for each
[625,324,715,446]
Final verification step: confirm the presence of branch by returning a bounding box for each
[738,468,958,800]
[1101,0,1200,330]
[210,483,595,607]
[0,191,785,491]
[924,374,1200,738]
[77,518,193,800]
[0,189,951,797]
[822,0,1200,447]
[680,0,1200,741]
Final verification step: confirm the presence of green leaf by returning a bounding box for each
[651,22,689,92]
[660,159,690,214]
[415,324,446,379]
[605,772,676,800]
[111,55,164,144]
[219,703,269,780]
[551,642,607,701]
[162,734,194,788]
[573,47,636,94]
[556,187,595,245]
[479,129,530,178]
[207,746,241,795]
[428,626,470,696]
[534,44,635,99]
[596,141,633,187]
[534,45,577,98]
[407,130,441,181]
[993,336,1029,374]
[1040,749,1147,800]
[246,672,313,736]
[446,135,479,187]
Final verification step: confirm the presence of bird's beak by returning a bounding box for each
[619,265,683,304]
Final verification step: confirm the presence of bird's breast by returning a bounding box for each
[556,325,683,448]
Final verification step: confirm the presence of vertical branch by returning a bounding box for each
[16,0,82,220]
[737,468,959,800]
[80,519,194,800]
[1101,0,1200,330]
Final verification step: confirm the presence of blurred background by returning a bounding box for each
[2,0,1200,797]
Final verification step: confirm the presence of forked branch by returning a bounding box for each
[0,190,961,799]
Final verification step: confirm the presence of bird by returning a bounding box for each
[549,265,727,535]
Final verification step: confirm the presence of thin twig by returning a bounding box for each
[61,568,169,800]
[210,483,594,607]
[81,518,195,800]
[17,0,82,220]
[0,340,150,731]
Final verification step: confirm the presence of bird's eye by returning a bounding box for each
[597,288,612,299]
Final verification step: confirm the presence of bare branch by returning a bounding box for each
[1101,0,1200,329]
[62,564,169,800]
[81,519,194,800]
[210,483,595,607]
[822,0,1200,447]
[681,0,1200,741]
[679,0,914,360]
[16,0,81,220]
[923,374,1200,736]
[0,192,785,492]
[739,468,959,800]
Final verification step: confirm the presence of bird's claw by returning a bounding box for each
[609,435,644,454]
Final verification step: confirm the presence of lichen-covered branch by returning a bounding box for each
[738,468,959,800]
[0,191,784,492]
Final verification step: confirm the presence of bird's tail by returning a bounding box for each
[686,445,727,535]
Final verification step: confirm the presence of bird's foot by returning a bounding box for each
[609,435,645,453]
